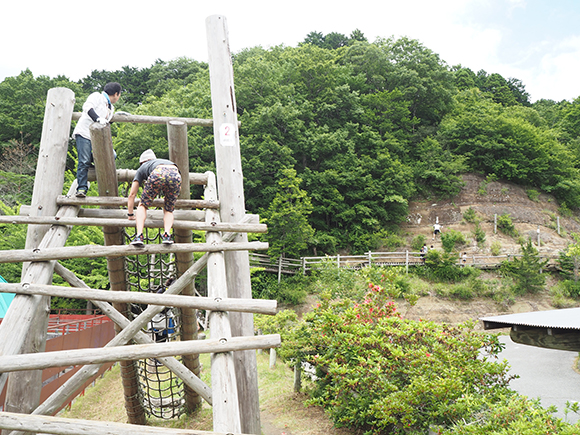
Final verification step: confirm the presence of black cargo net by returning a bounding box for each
[124,227,185,419]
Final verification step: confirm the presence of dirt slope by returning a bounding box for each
[404,173,580,255]
[394,173,580,325]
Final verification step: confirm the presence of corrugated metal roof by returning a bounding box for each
[480,307,580,330]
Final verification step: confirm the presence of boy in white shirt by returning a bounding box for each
[72,82,121,197]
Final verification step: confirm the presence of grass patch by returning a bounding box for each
[59,364,127,423]
[58,351,352,434]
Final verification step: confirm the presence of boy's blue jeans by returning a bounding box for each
[75,134,117,192]
[75,134,92,192]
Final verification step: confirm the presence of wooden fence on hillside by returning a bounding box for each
[249,251,561,280]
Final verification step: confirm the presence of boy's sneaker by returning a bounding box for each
[75,189,87,198]
[161,232,174,244]
[131,233,144,246]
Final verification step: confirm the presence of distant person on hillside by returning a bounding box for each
[72,82,122,197]
[127,149,181,246]
[432,222,442,240]
[420,244,428,263]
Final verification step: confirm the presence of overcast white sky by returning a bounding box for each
[2,0,580,102]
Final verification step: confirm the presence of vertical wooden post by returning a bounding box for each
[406,250,409,274]
[168,120,201,413]
[90,123,146,425]
[205,172,242,434]
[23,88,75,255]
[257,330,263,355]
[1,88,74,432]
[293,361,302,392]
[277,256,283,283]
[269,348,276,369]
[206,14,260,434]
[557,216,561,235]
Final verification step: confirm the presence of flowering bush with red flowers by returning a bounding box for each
[275,280,578,434]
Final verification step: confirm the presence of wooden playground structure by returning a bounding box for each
[0,15,277,435]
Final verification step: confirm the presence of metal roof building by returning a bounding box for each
[481,307,580,352]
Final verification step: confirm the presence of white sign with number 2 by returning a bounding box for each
[220,123,235,146]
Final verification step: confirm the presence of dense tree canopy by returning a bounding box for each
[0,30,579,256]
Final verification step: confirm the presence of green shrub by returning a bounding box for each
[500,238,548,295]
[441,229,467,253]
[250,270,307,305]
[411,234,427,252]
[472,223,486,246]
[477,181,488,196]
[550,281,580,308]
[527,189,540,202]
[415,249,478,283]
[559,203,573,218]
[558,250,575,280]
[437,283,474,300]
[281,283,520,435]
[447,395,571,434]
[559,280,580,298]
[490,241,502,256]
[358,266,420,305]
[463,207,478,224]
[436,275,484,300]
[254,309,298,336]
[497,213,519,238]
[251,269,279,300]
[381,232,406,251]
[309,260,361,300]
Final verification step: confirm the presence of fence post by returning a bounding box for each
[302,257,306,276]
[337,254,340,268]
[293,360,302,392]
[405,250,409,274]
[494,214,497,234]
[557,216,561,235]
[269,348,276,369]
[278,256,283,283]
[367,251,372,267]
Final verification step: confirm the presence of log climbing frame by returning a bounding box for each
[0,15,276,435]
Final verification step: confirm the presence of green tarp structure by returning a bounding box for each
[0,275,14,318]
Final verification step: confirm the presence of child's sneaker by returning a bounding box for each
[131,233,144,246]
[161,232,173,244]
[75,189,87,198]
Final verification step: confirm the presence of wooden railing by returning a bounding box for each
[249,251,562,278]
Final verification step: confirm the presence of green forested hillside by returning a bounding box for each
[1,30,580,259]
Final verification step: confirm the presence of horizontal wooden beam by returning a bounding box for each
[0,282,277,314]
[0,411,246,435]
[21,205,207,222]
[0,240,269,264]
[0,215,267,234]
[0,334,281,373]
[73,111,215,127]
[52,262,214,405]
[87,168,209,185]
[56,195,219,209]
